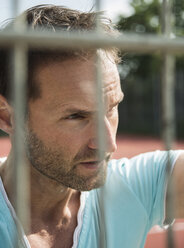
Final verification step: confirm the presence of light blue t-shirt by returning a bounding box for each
[0,150,182,248]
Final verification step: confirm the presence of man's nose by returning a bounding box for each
[88,117,117,153]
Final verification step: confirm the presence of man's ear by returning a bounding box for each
[0,95,13,135]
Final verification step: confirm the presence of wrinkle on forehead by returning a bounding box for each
[103,81,118,93]
[103,81,123,107]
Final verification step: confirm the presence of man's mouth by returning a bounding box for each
[78,160,104,170]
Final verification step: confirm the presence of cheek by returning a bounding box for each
[45,126,88,153]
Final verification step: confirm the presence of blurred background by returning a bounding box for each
[0,0,184,140]
[116,0,184,140]
[0,0,184,247]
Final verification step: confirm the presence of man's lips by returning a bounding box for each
[78,160,103,170]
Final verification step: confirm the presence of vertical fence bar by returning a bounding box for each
[95,0,106,162]
[11,0,30,245]
[95,0,107,247]
[161,0,176,247]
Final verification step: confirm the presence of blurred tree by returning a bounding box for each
[117,0,161,34]
[173,0,184,36]
[117,0,166,83]
[116,0,184,138]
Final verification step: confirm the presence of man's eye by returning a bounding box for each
[66,113,85,120]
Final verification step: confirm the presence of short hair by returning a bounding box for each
[0,5,120,102]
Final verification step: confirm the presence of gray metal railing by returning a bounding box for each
[0,30,184,53]
[0,0,183,247]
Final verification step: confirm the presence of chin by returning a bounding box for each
[80,180,106,191]
[63,170,107,192]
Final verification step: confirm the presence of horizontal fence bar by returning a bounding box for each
[0,29,184,54]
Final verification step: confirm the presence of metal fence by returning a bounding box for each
[0,0,183,247]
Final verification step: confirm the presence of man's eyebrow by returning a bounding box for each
[63,108,93,116]
[60,93,124,115]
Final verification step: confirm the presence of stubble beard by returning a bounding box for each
[25,128,110,191]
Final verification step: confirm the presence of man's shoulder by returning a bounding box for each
[107,150,182,178]
[108,150,161,171]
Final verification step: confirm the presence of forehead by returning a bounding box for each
[32,54,122,111]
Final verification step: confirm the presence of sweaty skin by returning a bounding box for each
[0,53,123,248]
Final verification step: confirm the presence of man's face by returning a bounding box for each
[25,54,123,191]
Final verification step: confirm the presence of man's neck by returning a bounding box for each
[29,164,80,230]
[0,151,80,233]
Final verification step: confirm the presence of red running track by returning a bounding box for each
[1,136,184,248]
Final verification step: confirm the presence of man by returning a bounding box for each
[0,5,183,248]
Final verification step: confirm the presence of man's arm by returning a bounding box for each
[166,152,184,219]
